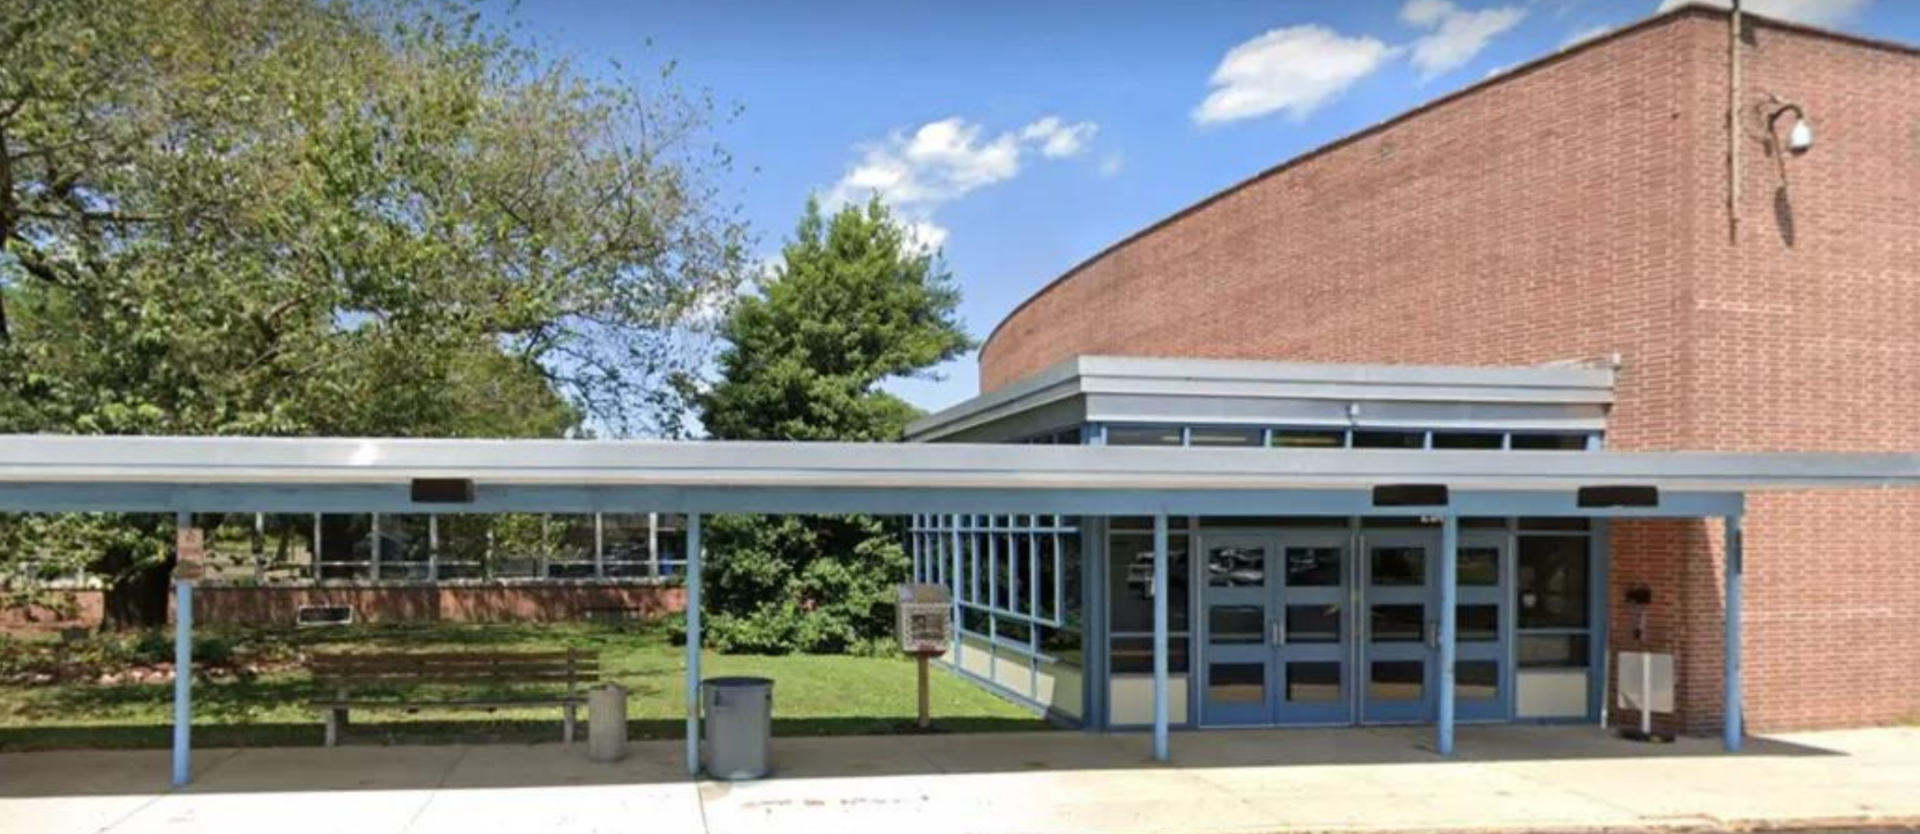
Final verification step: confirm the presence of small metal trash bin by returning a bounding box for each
[587,683,628,762]
[702,676,773,780]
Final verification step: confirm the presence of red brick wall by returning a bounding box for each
[169,584,686,627]
[0,590,104,632]
[978,10,1920,732]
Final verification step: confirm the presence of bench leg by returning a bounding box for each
[563,704,577,745]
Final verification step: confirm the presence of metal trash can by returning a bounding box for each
[702,676,773,780]
[587,683,628,762]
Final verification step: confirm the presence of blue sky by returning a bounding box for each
[498,0,1919,414]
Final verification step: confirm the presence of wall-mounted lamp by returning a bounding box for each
[1765,99,1814,156]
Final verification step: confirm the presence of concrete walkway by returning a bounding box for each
[4,726,1918,834]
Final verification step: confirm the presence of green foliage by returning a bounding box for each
[701,198,972,442]
[696,199,973,653]
[0,0,749,620]
[0,623,1044,749]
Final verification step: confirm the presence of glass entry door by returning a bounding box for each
[1358,529,1512,724]
[1198,531,1354,726]
[1200,535,1274,725]
[1453,533,1509,721]
[1360,532,1438,723]
[1272,532,1351,723]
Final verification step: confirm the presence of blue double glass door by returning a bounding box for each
[1199,532,1353,726]
[1200,527,1510,727]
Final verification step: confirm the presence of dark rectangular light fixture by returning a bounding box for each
[1577,485,1660,508]
[1372,484,1450,507]
[411,478,476,504]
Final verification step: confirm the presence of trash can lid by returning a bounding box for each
[703,676,773,688]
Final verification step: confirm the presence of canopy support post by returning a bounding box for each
[1151,511,1170,762]
[685,512,704,775]
[1724,511,1744,752]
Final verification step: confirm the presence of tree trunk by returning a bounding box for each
[96,543,174,629]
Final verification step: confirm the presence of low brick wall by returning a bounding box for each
[0,590,105,632]
[181,583,686,626]
[0,585,686,631]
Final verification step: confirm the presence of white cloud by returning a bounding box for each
[1020,116,1099,159]
[901,219,950,252]
[1193,25,1397,124]
[828,114,1102,250]
[1655,0,1873,26]
[1402,0,1528,79]
[1562,24,1613,48]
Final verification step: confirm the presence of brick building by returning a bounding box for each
[907,6,1920,735]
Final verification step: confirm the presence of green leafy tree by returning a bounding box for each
[697,198,973,653]
[0,0,748,624]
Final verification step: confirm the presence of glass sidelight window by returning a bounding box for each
[1518,537,1588,629]
[1109,529,1193,676]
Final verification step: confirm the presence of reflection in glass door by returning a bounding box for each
[1200,536,1273,725]
[1361,532,1436,723]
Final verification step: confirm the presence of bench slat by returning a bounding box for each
[314,666,596,674]
[315,677,588,687]
[310,651,580,663]
[311,697,585,709]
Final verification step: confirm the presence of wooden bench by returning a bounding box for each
[309,649,596,747]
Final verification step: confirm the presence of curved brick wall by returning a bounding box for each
[981,10,1920,732]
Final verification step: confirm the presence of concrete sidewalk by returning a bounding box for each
[3,726,1917,834]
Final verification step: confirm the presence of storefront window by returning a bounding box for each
[1518,536,1589,629]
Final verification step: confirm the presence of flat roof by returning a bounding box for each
[905,355,1615,442]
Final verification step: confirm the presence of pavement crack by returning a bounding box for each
[397,744,470,834]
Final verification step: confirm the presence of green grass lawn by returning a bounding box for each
[0,622,1047,751]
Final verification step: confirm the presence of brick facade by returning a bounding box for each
[0,584,688,629]
[978,9,1920,732]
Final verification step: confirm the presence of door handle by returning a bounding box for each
[1424,620,1439,650]
[1271,619,1287,646]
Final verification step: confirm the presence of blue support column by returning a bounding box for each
[1151,512,1170,762]
[1437,514,1458,756]
[1723,512,1744,752]
[172,511,193,787]
[950,517,963,669]
[172,578,193,786]
[685,513,703,775]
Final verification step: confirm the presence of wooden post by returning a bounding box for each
[916,652,932,729]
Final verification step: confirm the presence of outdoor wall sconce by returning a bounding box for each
[1763,97,1814,156]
